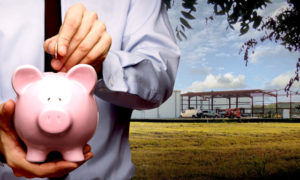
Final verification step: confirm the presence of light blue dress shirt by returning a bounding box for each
[0,0,180,179]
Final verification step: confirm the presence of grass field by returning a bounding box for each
[129,122,300,180]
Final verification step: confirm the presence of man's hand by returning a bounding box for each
[0,100,94,178]
[44,3,112,73]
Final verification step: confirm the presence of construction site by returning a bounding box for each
[132,89,300,120]
[181,89,300,119]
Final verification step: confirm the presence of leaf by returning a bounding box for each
[180,17,192,29]
[179,30,187,40]
[182,0,197,11]
[176,31,182,41]
[253,16,262,29]
[240,24,249,35]
[214,4,225,15]
[182,4,196,12]
[181,11,195,20]
[163,0,171,9]
[252,11,258,18]
[295,73,299,81]
[181,24,185,31]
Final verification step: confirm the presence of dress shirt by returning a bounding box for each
[0,0,180,179]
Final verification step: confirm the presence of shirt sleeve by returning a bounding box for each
[94,0,180,110]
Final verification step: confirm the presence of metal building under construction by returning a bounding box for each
[181,89,300,118]
[132,89,300,119]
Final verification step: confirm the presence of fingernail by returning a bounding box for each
[61,67,67,72]
[48,44,51,54]
[52,59,61,68]
[86,155,93,161]
[59,45,67,56]
[2,104,6,114]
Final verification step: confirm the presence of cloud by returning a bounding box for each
[168,1,240,66]
[249,45,299,64]
[183,46,216,65]
[168,0,298,92]
[258,1,288,18]
[265,71,300,90]
[215,53,230,57]
[186,73,246,92]
[190,65,212,75]
[217,67,225,71]
[249,45,280,63]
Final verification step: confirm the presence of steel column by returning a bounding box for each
[262,93,265,117]
[211,96,214,111]
[290,91,292,118]
[251,96,254,117]
[276,91,278,118]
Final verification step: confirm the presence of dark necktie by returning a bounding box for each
[44,0,61,72]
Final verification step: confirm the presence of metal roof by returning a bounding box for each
[181,89,277,98]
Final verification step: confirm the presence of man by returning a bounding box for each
[0,0,180,179]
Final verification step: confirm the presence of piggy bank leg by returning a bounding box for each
[62,147,84,162]
[26,147,48,162]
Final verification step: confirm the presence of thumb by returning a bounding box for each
[0,100,15,131]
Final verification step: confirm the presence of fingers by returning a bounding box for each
[0,100,15,117]
[11,159,78,178]
[55,11,100,71]
[7,144,93,178]
[62,21,108,71]
[44,35,63,70]
[0,100,15,132]
[43,3,111,73]
[83,144,91,154]
[76,145,94,167]
[37,160,78,177]
[62,11,98,63]
[79,32,111,65]
[83,144,94,161]
[9,154,87,178]
[57,3,86,57]
[43,35,58,55]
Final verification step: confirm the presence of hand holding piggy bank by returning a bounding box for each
[12,64,98,162]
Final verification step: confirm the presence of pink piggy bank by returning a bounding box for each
[12,64,98,162]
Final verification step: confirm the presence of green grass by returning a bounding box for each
[129,123,300,180]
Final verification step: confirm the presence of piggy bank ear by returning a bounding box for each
[12,65,42,95]
[66,64,97,93]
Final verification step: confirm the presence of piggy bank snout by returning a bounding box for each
[38,109,71,134]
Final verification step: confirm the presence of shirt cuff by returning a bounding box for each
[98,51,128,92]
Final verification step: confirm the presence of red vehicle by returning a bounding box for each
[224,108,241,118]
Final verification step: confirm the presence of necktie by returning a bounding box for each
[44,0,61,72]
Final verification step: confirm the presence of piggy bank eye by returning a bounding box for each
[58,98,62,101]
[47,97,51,101]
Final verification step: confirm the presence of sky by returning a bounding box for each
[167,0,300,93]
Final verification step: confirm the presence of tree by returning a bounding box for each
[164,0,300,92]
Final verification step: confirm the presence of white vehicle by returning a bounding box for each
[180,109,198,118]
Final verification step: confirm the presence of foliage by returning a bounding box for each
[164,0,300,91]
[164,0,197,41]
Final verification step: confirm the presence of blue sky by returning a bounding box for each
[167,0,300,93]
